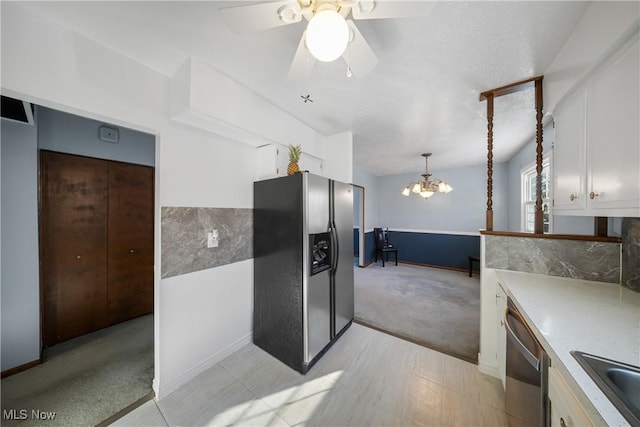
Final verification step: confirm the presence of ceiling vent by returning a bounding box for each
[1,96,35,125]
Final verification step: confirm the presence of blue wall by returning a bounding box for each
[37,106,155,166]
[355,229,479,271]
[387,231,480,272]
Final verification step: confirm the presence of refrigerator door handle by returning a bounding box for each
[331,220,339,272]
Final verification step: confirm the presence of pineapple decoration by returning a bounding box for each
[287,144,302,175]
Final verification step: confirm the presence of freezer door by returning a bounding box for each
[306,174,330,234]
[332,180,354,337]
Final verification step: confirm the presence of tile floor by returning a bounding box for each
[111,323,507,426]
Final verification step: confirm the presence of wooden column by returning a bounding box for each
[594,217,608,237]
[480,75,544,234]
[486,95,494,231]
[534,78,544,234]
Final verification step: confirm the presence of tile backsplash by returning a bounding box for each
[485,235,621,284]
[622,217,640,291]
[161,207,253,279]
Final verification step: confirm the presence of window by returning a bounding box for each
[521,158,552,233]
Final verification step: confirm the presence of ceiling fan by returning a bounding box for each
[219,0,430,80]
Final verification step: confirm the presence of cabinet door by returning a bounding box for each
[553,90,587,212]
[256,144,288,179]
[41,151,109,346]
[587,36,640,214]
[107,162,154,324]
[496,282,507,388]
[548,366,593,427]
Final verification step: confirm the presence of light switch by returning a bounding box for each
[207,230,219,248]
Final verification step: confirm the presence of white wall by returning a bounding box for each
[38,106,155,166]
[0,119,40,371]
[321,131,353,183]
[0,2,343,398]
[374,162,507,233]
[545,2,640,112]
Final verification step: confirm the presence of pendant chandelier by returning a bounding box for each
[401,153,453,199]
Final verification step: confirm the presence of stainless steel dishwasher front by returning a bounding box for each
[505,297,550,427]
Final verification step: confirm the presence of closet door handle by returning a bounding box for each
[129,249,136,254]
[76,254,82,260]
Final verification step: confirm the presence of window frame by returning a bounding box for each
[521,156,552,233]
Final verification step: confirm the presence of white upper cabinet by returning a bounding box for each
[553,90,587,211]
[553,33,639,217]
[256,144,324,180]
[587,34,639,213]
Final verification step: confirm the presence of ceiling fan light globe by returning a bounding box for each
[411,183,421,193]
[305,10,349,62]
[401,186,411,196]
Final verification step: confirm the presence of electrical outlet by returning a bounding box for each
[207,230,219,248]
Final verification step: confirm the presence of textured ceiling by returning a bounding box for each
[20,1,590,176]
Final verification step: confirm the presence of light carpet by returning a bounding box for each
[1,314,153,427]
[354,263,480,363]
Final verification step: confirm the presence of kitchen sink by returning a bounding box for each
[571,351,640,426]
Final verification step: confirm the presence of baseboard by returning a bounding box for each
[477,355,500,379]
[1,358,42,378]
[399,260,476,275]
[96,390,155,427]
[152,378,160,397]
[363,258,476,274]
[156,332,252,400]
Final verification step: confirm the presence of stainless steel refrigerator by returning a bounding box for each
[253,172,354,374]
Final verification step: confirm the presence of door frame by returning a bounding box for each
[352,184,366,267]
[14,94,161,391]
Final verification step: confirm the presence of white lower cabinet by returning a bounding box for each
[496,282,507,389]
[548,366,593,427]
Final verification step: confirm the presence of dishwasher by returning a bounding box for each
[505,297,550,427]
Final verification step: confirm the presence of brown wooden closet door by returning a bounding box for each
[107,162,154,324]
[41,151,109,346]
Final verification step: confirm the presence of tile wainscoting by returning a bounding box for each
[485,235,620,284]
[161,207,253,279]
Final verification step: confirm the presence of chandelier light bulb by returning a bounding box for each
[412,183,422,193]
[420,191,434,199]
[438,181,453,193]
[402,186,411,196]
[305,9,349,62]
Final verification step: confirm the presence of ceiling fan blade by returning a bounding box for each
[351,0,435,20]
[342,20,378,78]
[219,1,300,34]
[287,32,316,81]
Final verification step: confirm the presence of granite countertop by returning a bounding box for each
[495,270,640,427]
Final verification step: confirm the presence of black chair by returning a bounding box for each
[374,227,398,267]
